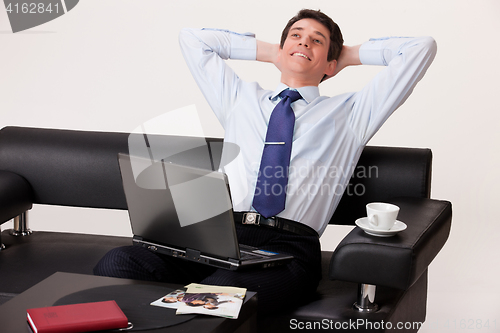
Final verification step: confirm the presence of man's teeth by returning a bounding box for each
[293,53,310,60]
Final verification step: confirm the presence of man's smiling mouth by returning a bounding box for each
[291,52,311,61]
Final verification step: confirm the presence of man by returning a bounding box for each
[94,9,436,313]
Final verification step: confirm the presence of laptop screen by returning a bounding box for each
[119,154,240,259]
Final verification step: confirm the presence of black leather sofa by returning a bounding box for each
[0,126,452,332]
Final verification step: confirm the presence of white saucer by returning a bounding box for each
[355,217,407,237]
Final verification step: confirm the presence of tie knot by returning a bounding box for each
[279,89,302,103]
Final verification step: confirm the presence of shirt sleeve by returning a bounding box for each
[348,36,437,145]
[178,28,257,128]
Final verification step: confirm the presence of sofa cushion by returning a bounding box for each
[0,230,131,294]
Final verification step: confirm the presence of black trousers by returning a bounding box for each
[94,223,322,314]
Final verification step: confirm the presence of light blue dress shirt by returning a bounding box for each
[179,28,437,236]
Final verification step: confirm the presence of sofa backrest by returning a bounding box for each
[330,146,432,225]
[0,126,431,226]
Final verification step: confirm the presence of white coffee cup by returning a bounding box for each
[366,203,400,230]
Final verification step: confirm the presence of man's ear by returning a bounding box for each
[275,46,284,72]
[320,60,338,83]
[276,46,283,63]
[324,59,337,77]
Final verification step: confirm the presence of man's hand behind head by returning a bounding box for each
[322,45,361,82]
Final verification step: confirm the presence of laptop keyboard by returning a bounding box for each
[239,251,261,261]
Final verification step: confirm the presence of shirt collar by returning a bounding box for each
[270,83,320,104]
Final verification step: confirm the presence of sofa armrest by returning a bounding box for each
[329,197,452,290]
[0,171,33,225]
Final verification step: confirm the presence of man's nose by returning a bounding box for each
[299,38,309,47]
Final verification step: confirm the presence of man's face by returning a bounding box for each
[278,18,336,86]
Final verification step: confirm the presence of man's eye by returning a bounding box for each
[291,33,299,38]
[314,39,322,44]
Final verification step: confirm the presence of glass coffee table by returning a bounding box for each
[0,272,257,332]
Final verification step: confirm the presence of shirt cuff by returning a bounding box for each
[230,32,257,61]
[359,38,389,66]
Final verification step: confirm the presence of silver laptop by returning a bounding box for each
[118,153,293,270]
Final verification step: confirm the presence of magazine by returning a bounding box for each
[150,283,246,319]
[150,289,186,309]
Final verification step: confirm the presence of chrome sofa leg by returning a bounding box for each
[353,283,379,313]
[10,211,32,236]
[0,226,4,250]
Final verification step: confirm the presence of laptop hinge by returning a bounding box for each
[186,248,201,262]
[228,258,240,265]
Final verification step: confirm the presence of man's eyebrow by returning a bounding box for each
[290,27,303,32]
[290,27,327,40]
[312,30,327,40]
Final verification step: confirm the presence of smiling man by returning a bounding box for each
[271,15,342,86]
[94,9,436,315]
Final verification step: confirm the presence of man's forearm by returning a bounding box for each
[330,45,361,78]
[256,40,279,64]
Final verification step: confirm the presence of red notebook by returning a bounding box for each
[27,300,129,333]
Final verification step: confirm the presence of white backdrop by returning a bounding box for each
[1,1,499,331]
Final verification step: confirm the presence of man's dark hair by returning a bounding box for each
[280,9,343,62]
